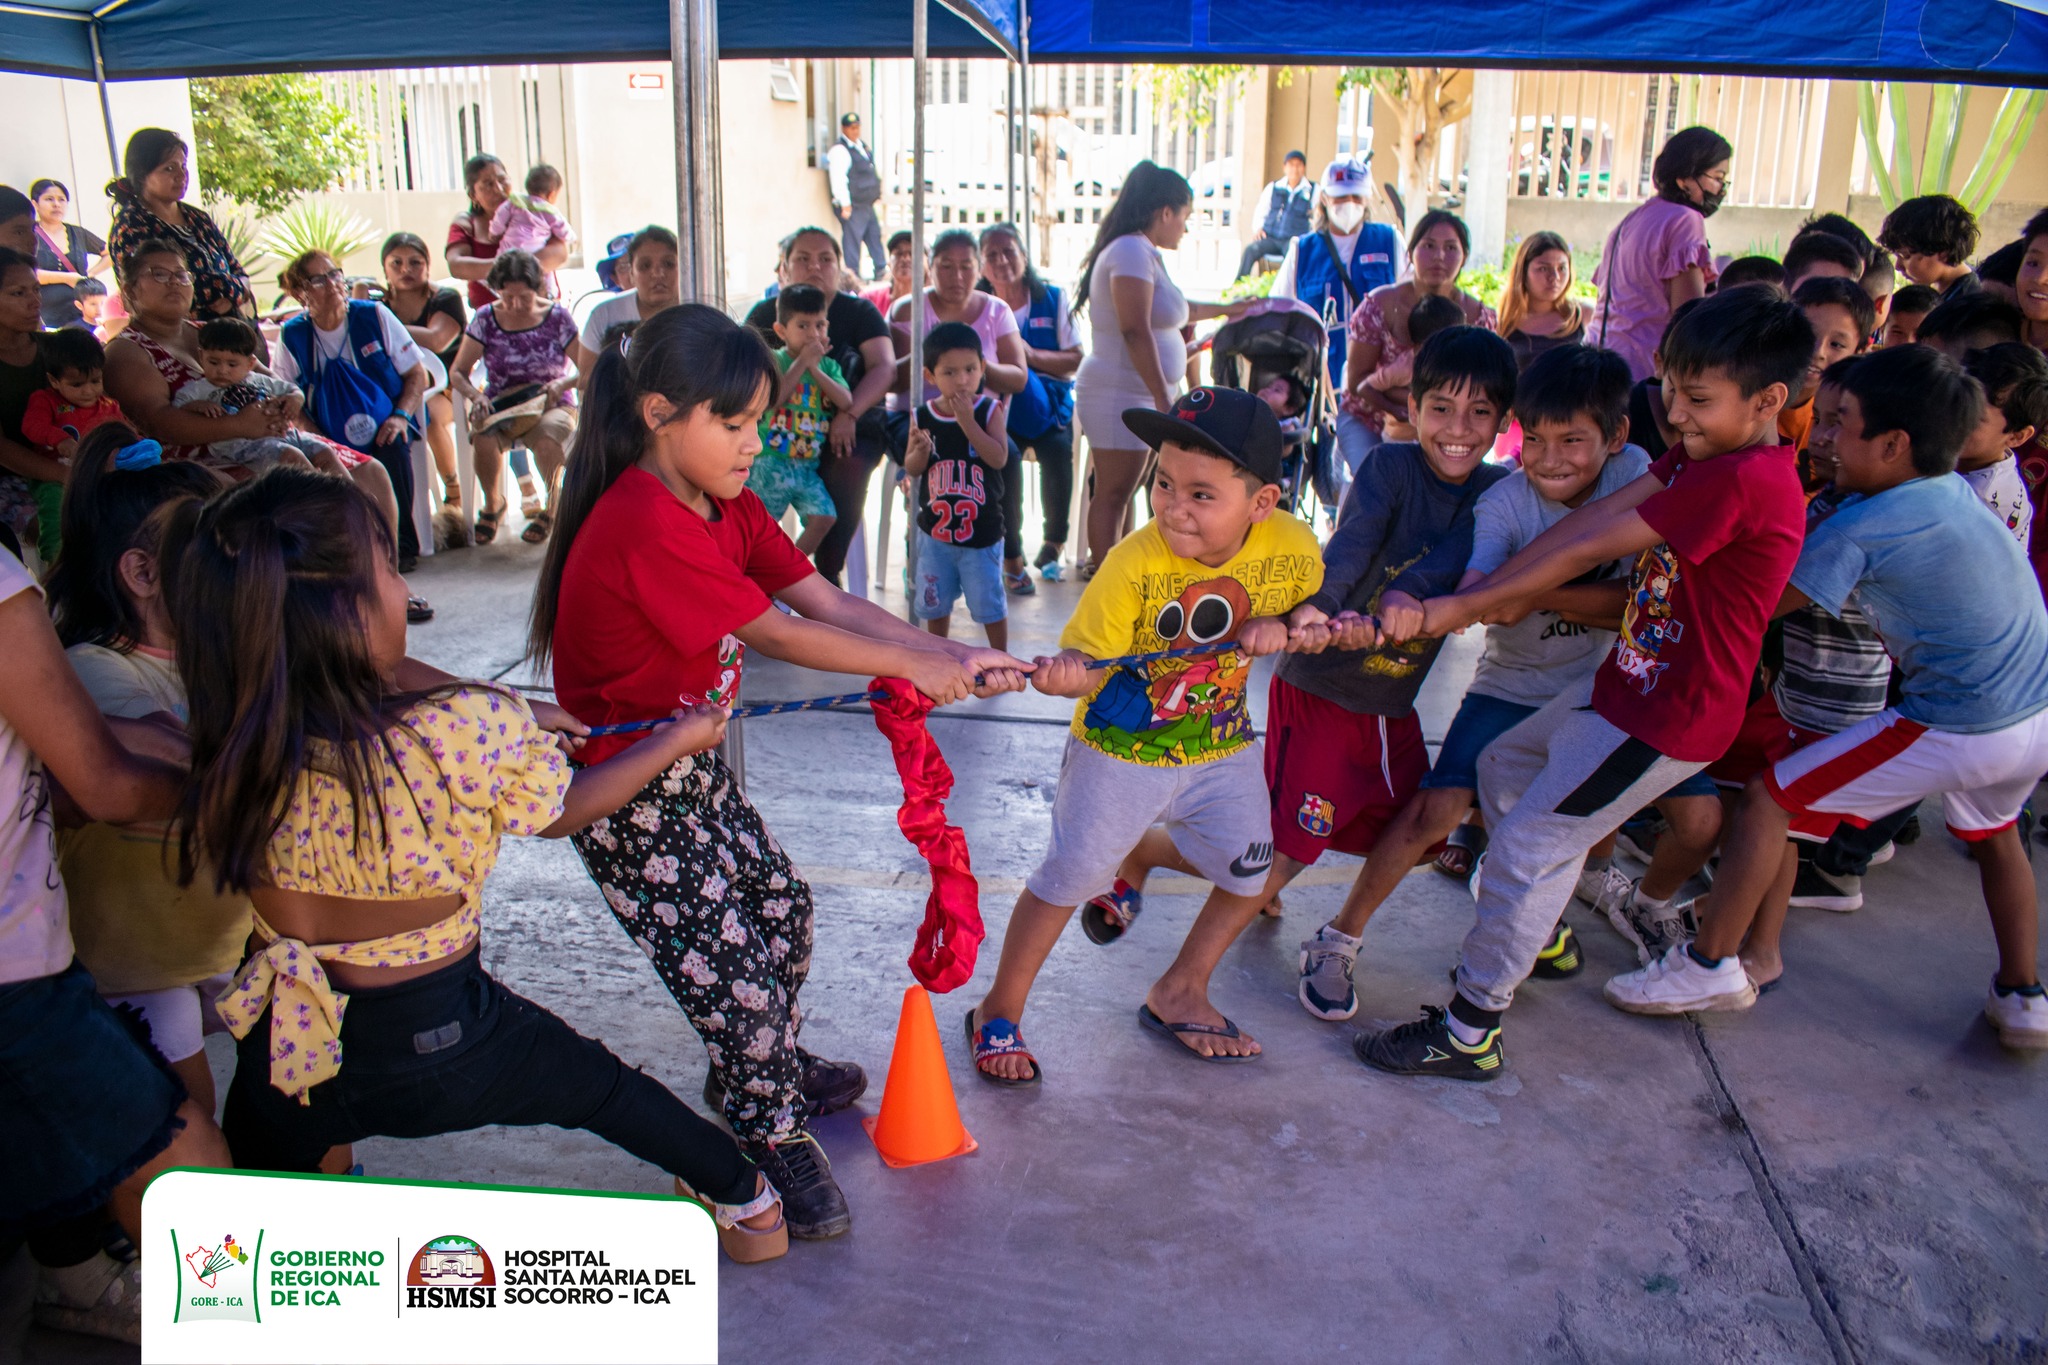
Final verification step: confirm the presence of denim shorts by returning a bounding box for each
[1422,691,1540,792]
[0,961,186,1236]
[913,533,1007,624]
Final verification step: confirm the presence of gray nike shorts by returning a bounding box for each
[1026,737,1275,906]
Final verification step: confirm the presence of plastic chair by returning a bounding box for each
[410,350,449,558]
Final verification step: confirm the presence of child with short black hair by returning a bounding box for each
[1916,291,2025,357]
[1293,343,1648,1018]
[906,320,1010,649]
[747,283,846,554]
[1781,275,1875,471]
[1882,283,1941,347]
[1782,232,1865,290]
[1364,292,1466,443]
[1607,344,2048,1050]
[1717,256,1787,292]
[967,387,1323,1081]
[1859,251,1897,336]
[1366,288,1814,1078]
[1626,296,1706,460]
[71,275,108,336]
[173,315,329,474]
[1958,342,2048,546]
[491,163,572,257]
[21,327,126,557]
[1880,193,1982,297]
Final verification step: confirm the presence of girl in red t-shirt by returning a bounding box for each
[528,303,1026,1241]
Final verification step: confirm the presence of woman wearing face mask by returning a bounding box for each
[1586,125,1731,381]
[1268,158,1402,402]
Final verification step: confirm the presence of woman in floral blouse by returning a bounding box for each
[106,129,252,319]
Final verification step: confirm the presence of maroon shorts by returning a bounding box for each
[1264,675,1430,865]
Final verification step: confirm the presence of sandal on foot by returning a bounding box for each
[521,509,553,544]
[674,1175,788,1264]
[473,505,504,544]
[965,1011,1042,1087]
[1434,823,1486,880]
[521,493,545,521]
[406,595,435,624]
[1081,878,1143,945]
[1138,1004,1259,1063]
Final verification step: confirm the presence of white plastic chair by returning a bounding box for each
[410,350,449,558]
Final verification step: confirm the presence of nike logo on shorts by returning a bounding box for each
[1229,842,1274,878]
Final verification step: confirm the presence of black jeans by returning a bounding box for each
[1015,423,1075,549]
[365,438,419,563]
[1814,803,1920,878]
[222,951,754,1204]
[1237,233,1292,279]
[813,436,885,585]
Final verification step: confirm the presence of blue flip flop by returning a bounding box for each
[1138,1004,1261,1063]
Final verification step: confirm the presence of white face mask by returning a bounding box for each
[1327,203,1366,234]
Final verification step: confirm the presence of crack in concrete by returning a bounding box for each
[1683,1017,1857,1365]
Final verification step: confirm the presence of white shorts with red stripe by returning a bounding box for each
[1765,705,2048,842]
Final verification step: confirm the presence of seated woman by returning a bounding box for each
[274,250,433,596]
[374,233,467,540]
[448,250,579,545]
[170,470,787,1264]
[571,226,681,385]
[102,240,399,545]
[105,129,252,319]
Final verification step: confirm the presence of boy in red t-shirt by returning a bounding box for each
[1349,288,1816,1080]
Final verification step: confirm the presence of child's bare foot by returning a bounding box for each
[1140,982,1261,1060]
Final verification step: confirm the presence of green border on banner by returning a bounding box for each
[169,1230,181,1325]
[251,1230,264,1324]
[145,1167,718,1226]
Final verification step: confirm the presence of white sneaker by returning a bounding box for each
[34,1251,140,1345]
[1576,863,1632,911]
[1604,944,1758,1016]
[1985,983,2048,1050]
[1866,840,1896,867]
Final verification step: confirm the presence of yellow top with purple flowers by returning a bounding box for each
[215,687,570,1103]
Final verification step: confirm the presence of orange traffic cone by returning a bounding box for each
[862,985,978,1168]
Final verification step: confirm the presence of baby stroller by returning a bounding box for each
[1205,298,1342,521]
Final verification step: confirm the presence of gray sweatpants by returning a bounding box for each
[1455,675,1706,1013]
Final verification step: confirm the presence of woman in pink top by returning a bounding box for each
[1587,126,1732,381]
[1339,210,1497,475]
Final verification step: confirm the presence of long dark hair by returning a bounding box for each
[46,422,222,650]
[462,153,506,214]
[168,469,417,894]
[975,221,1046,303]
[1072,161,1192,316]
[527,303,778,670]
[108,128,187,201]
[1652,126,1733,201]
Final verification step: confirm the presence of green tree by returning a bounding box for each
[190,74,366,215]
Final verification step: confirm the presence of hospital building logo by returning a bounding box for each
[405,1234,498,1308]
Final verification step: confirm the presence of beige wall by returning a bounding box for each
[0,73,196,238]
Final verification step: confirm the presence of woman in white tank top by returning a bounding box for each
[1070,162,1246,576]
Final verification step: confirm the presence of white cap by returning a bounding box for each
[1320,158,1369,198]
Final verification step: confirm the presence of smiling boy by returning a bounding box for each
[964,388,1323,1082]
[1354,288,1814,1079]
[1778,276,1874,470]
[1605,345,2048,1049]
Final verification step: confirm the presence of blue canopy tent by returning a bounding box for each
[1028,0,2048,84]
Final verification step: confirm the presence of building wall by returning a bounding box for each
[0,73,197,238]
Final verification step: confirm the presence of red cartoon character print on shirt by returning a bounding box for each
[1613,542,1682,694]
[1080,577,1255,763]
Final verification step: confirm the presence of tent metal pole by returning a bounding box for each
[88,19,118,172]
[1005,63,1016,223]
[1018,0,1030,258]
[669,0,725,310]
[905,0,927,596]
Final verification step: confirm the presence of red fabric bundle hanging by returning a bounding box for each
[866,677,984,993]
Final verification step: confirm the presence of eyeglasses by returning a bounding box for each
[302,269,348,290]
[142,267,193,287]
[1698,170,1729,190]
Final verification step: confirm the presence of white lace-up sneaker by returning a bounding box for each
[1985,982,2048,1050]
[1576,863,1633,912]
[1604,944,1758,1016]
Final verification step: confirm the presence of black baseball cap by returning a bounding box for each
[840,112,862,126]
[1123,387,1285,487]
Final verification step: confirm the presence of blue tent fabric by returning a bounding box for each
[0,0,1015,80]
[1035,0,2048,84]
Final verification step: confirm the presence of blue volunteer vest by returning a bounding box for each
[1294,223,1400,383]
[1261,180,1315,240]
[279,301,410,453]
[1005,282,1075,441]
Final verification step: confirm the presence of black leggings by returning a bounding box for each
[221,950,754,1204]
[812,437,885,585]
[1017,423,1074,550]
[366,440,419,562]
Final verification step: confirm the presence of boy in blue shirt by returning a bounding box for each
[1606,345,2048,1049]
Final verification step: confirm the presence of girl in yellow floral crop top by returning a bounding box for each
[167,471,786,1263]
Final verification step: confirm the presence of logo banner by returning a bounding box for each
[143,1169,718,1364]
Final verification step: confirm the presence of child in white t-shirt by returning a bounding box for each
[1957,343,2047,548]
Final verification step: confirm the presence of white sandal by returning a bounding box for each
[674,1174,788,1264]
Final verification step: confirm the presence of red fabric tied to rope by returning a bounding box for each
[866,677,984,993]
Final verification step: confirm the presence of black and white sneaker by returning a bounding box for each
[1787,862,1863,912]
[742,1132,850,1240]
[705,1049,868,1118]
[1600,879,1698,966]
[1352,1006,1504,1081]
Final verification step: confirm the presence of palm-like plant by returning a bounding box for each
[257,200,376,275]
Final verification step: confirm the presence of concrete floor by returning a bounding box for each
[19,524,2048,1365]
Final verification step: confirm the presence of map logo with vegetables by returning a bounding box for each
[171,1229,261,1322]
